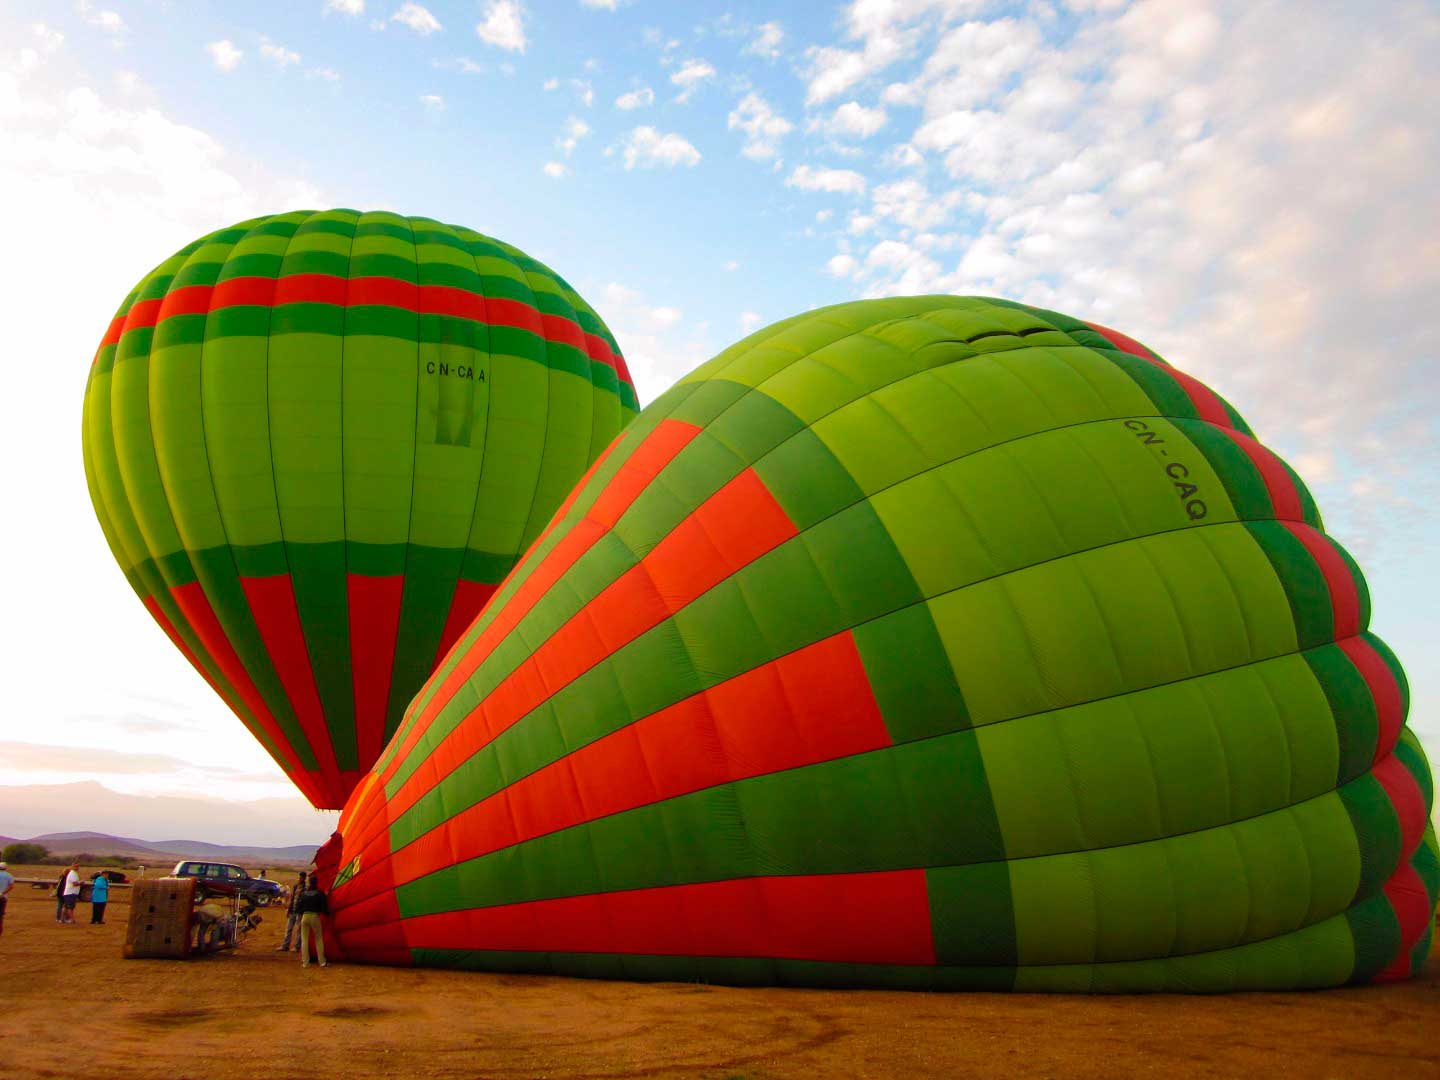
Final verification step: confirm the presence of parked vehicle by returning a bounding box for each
[170,861,285,905]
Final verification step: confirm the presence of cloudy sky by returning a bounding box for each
[1,0,1435,845]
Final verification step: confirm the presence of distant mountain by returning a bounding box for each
[0,781,335,850]
[26,830,316,866]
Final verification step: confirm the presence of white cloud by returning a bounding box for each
[871,178,958,230]
[260,41,301,67]
[420,92,444,110]
[0,47,330,809]
[787,164,867,195]
[32,23,64,52]
[543,161,566,177]
[543,76,559,90]
[616,86,654,110]
[79,2,125,33]
[727,92,793,161]
[557,115,590,155]
[744,21,784,60]
[723,259,740,271]
[806,46,880,106]
[392,2,441,34]
[476,0,526,52]
[884,142,924,168]
[910,17,1045,117]
[803,0,995,105]
[863,237,943,293]
[571,78,594,107]
[581,0,620,9]
[815,0,1440,581]
[826,253,859,278]
[670,58,715,103]
[325,0,365,13]
[597,283,712,402]
[206,40,242,71]
[306,67,341,81]
[740,311,763,334]
[620,126,701,169]
[828,100,888,138]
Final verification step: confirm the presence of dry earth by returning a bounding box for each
[3,865,1437,1079]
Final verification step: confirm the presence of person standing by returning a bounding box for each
[54,868,68,923]
[89,872,110,925]
[0,861,13,936]
[294,875,329,968]
[276,871,306,952]
[60,863,81,924]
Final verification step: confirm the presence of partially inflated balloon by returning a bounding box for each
[323,296,1434,990]
[82,210,638,809]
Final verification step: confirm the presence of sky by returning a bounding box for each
[0,0,1436,846]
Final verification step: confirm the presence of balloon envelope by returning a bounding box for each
[82,210,638,809]
[324,295,1434,990]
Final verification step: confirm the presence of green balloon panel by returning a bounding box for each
[325,295,1433,990]
[82,210,639,809]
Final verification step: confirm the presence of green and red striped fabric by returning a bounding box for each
[321,296,1434,991]
[82,210,639,810]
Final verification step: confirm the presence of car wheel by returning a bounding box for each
[195,886,208,901]
[254,893,271,907]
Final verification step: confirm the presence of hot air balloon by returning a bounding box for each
[321,295,1434,991]
[82,210,638,810]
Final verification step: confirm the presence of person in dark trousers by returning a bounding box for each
[276,871,306,952]
[0,861,13,936]
[295,876,329,968]
[54,868,68,923]
[59,863,81,924]
[89,872,109,924]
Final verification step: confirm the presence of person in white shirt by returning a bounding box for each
[60,863,81,924]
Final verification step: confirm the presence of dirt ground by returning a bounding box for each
[3,865,1437,1080]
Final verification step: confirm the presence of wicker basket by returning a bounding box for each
[123,877,196,960]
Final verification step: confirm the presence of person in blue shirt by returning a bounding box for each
[0,861,13,936]
[89,872,110,925]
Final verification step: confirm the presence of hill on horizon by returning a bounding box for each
[14,829,316,866]
[0,781,335,851]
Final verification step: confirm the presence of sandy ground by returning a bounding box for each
[3,866,1437,1080]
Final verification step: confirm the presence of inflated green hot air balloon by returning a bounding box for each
[82,210,638,810]
[320,296,1435,991]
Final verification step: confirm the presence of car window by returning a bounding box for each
[227,867,245,880]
